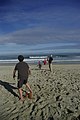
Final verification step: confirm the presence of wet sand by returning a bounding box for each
[0,63,80,120]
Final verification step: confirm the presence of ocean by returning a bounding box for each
[0,53,80,64]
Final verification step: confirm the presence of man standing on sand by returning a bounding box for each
[13,55,32,102]
[48,55,53,72]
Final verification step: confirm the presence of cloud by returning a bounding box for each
[0,26,80,46]
[0,0,80,55]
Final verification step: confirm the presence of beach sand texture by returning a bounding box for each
[0,64,80,120]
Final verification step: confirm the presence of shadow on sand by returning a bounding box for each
[0,80,19,98]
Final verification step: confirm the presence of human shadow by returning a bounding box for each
[0,80,19,98]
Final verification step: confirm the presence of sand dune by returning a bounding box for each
[0,64,80,120]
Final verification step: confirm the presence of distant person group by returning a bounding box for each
[38,54,53,72]
[38,59,47,69]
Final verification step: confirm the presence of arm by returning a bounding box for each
[13,69,16,79]
[27,64,31,75]
[28,69,31,75]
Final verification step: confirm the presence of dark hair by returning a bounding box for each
[18,55,24,62]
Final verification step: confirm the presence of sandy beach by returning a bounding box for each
[0,63,80,120]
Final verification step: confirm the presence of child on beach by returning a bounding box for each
[38,61,42,69]
[13,55,32,102]
[43,59,47,65]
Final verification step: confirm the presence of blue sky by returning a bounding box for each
[0,0,80,55]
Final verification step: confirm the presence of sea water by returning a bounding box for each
[0,53,80,64]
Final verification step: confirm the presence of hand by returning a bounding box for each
[13,74,16,79]
[29,70,31,75]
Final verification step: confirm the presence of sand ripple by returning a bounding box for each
[0,64,80,120]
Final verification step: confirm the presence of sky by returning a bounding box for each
[0,0,80,55]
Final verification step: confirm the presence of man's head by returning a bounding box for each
[51,54,52,57]
[18,55,24,62]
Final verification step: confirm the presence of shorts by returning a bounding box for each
[18,79,28,88]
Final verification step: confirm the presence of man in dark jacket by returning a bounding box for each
[48,55,53,71]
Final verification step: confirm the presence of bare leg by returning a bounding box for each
[49,63,51,71]
[50,63,53,72]
[18,88,24,101]
[26,83,32,93]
